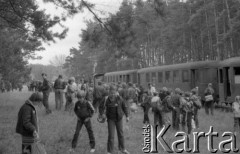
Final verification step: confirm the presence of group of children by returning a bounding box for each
[141,87,202,135]
[16,79,240,154]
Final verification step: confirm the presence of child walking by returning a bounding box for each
[233,96,240,135]
[70,91,96,153]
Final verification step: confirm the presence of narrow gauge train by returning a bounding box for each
[95,57,240,105]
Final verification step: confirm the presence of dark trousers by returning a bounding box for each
[107,119,125,153]
[43,91,51,112]
[93,98,103,112]
[154,111,163,128]
[72,119,95,149]
[186,112,193,134]
[55,89,64,110]
[205,100,214,115]
[193,108,199,128]
[181,109,186,126]
[142,105,150,124]
[172,108,180,131]
[234,117,240,133]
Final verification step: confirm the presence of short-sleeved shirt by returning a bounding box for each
[233,102,240,117]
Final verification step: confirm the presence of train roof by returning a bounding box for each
[93,73,105,77]
[219,57,240,67]
[138,60,219,73]
[105,69,137,76]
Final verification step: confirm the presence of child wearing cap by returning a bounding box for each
[180,92,194,134]
[70,91,95,153]
[233,96,240,135]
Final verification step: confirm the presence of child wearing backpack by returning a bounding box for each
[70,91,95,153]
[151,92,163,128]
[180,92,194,134]
[191,88,202,129]
[233,96,240,135]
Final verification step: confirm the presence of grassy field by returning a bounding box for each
[0,88,240,154]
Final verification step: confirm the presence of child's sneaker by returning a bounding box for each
[121,149,130,154]
[90,149,95,153]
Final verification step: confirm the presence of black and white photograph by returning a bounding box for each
[1,0,240,154]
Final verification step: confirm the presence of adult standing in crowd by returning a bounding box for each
[147,83,156,97]
[92,81,105,112]
[99,85,130,154]
[54,75,66,110]
[41,73,52,114]
[65,77,77,112]
[204,83,215,115]
[16,93,43,154]
[127,83,137,113]
[171,88,181,131]
[141,91,151,124]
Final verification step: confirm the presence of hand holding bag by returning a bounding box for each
[32,141,47,154]
[205,95,213,102]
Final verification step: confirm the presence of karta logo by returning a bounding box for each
[142,125,239,153]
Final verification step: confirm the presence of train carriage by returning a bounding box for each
[104,70,138,84]
[218,57,240,104]
[137,61,219,98]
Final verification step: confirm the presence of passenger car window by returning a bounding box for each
[234,67,240,84]
[146,73,150,83]
[152,72,156,83]
[158,72,163,83]
[182,70,189,82]
[173,70,179,82]
[165,71,170,83]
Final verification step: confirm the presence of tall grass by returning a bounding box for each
[0,90,239,154]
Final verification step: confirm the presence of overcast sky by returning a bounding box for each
[29,0,123,65]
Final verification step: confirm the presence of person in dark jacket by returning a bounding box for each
[161,90,172,127]
[180,92,194,134]
[204,83,215,115]
[16,92,43,154]
[171,88,181,131]
[99,85,130,154]
[54,75,66,110]
[159,87,168,101]
[191,88,202,129]
[141,91,151,124]
[41,73,52,114]
[70,90,95,153]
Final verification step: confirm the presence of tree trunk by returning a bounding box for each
[214,0,220,60]
[224,0,234,57]
[204,0,213,60]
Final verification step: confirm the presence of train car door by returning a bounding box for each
[126,75,130,83]
[132,72,137,84]
[218,67,231,102]
[137,73,140,85]
[191,69,196,88]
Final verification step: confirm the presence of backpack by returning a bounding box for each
[151,96,161,112]
[184,98,194,113]
[162,95,172,112]
[192,95,202,109]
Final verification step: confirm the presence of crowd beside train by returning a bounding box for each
[15,73,240,154]
[0,79,23,92]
